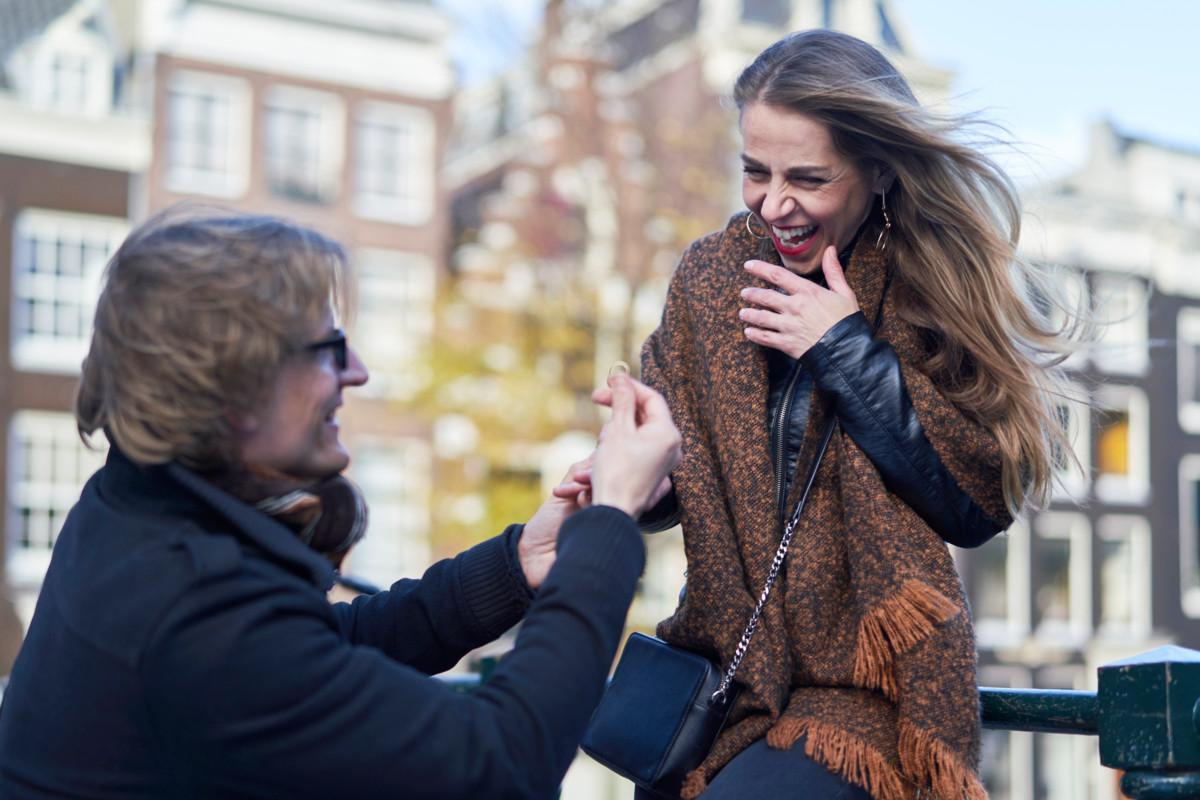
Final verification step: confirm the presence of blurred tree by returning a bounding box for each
[431,0,741,554]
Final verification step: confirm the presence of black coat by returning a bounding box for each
[0,448,644,799]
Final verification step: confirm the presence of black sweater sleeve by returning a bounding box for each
[143,506,645,799]
[801,312,1005,548]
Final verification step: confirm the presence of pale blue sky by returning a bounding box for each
[436,0,1200,180]
[899,0,1200,179]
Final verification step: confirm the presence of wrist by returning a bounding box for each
[590,491,638,518]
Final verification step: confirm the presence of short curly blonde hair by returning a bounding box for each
[76,205,347,469]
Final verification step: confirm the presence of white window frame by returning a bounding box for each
[1051,268,1089,372]
[342,436,432,589]
[352,101,434,224]
[1095,515,1152,639]
[352,248,436,399]
[1090,273,1149,377]
[21,20,113,116]
[1178,455,1200,618]
[164,69,252,198]
[1052,387,1091,502]
[1092,385,1149,504]
[1032,512,1092,646]
[1176,308,1200,432]
[973,522,1031,649]
[263,84,345,205]
[10,208,127,374]
[6,411,107,593]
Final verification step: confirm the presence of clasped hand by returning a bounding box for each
[518,374,680,590]
[739,245,859,359]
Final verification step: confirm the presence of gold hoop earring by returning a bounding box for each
[875,192,892,250]
[745,212,770,240]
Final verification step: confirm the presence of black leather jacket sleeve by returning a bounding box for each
[637,483,681,533]
[800,312,1006,548]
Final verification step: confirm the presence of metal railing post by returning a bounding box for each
[1097,645,1200,799]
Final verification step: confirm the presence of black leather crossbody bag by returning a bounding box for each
[581,414,837,797]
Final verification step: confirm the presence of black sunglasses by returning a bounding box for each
[305,328,348,370]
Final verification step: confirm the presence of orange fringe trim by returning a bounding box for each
[852,580,958,699]
[900,722,988,800]
[680,770,708,800]
[765,716,910,800]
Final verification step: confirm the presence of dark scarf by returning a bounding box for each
[641,213,1011,799]
[208,466,368,571]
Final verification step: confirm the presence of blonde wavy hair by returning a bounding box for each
[77,206,347,470]
[734,30,1077,513]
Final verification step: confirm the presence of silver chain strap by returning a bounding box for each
[710,418,837,705]
[709,276,890,707]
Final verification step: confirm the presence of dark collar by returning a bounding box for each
[99,447,335,588]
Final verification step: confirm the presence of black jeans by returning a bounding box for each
[632,737,873,799]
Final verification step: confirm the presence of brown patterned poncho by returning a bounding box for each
[640,212,1012,799]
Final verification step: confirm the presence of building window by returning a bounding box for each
[1178,455,1200,618]
[1093,386,1149,503]
[264,86,344,204]
[353,249,435,398]
[971,522,1030,648]
[1176,308,1200,432]
[353,101,434,224]
[45,53,91,110]
[978,666,1034,800]
[343,437,431,589]
[10,209,127,374]
[23,23,113,116]
[740,0,791,26]
[7,411,107,614]
[1035,668,1098,800]
[1041,268,1089,371]
[1033,512,1091,645]
[165,70,250,198]
[1052,389,1090,501]
[1096,515,1151,638]
[1091,273,1148,376]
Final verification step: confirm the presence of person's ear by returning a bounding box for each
[227,411,260,437]
[871,164,895,195]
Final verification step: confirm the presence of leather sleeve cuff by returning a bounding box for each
[637,484,681,533]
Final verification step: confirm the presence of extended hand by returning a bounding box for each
[520,455,593,591]
[739,245,859,359]
[589,374,681,517]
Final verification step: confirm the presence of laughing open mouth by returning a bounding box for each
[771,224,817,248]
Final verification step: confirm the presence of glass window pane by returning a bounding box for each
[980,729,1012,799]
[1096,408,1130,477]
[1036,538,1071,625]
[266,102,326,203]
[741,0,790,26]
[1099,535,1134,628]
[973,537,1008,621]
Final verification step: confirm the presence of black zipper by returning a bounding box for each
[772,358,803,528]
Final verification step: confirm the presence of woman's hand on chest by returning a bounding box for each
[738,245,860,359]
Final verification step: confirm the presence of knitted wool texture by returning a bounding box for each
[641,213,1012,799]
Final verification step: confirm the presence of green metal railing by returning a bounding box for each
[447,646,1200,798]
[977,646,1200,799]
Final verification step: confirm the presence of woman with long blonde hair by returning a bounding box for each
[627,29,1073,800]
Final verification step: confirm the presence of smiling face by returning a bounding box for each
[236,310,369,481]
[740,102,880,276]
